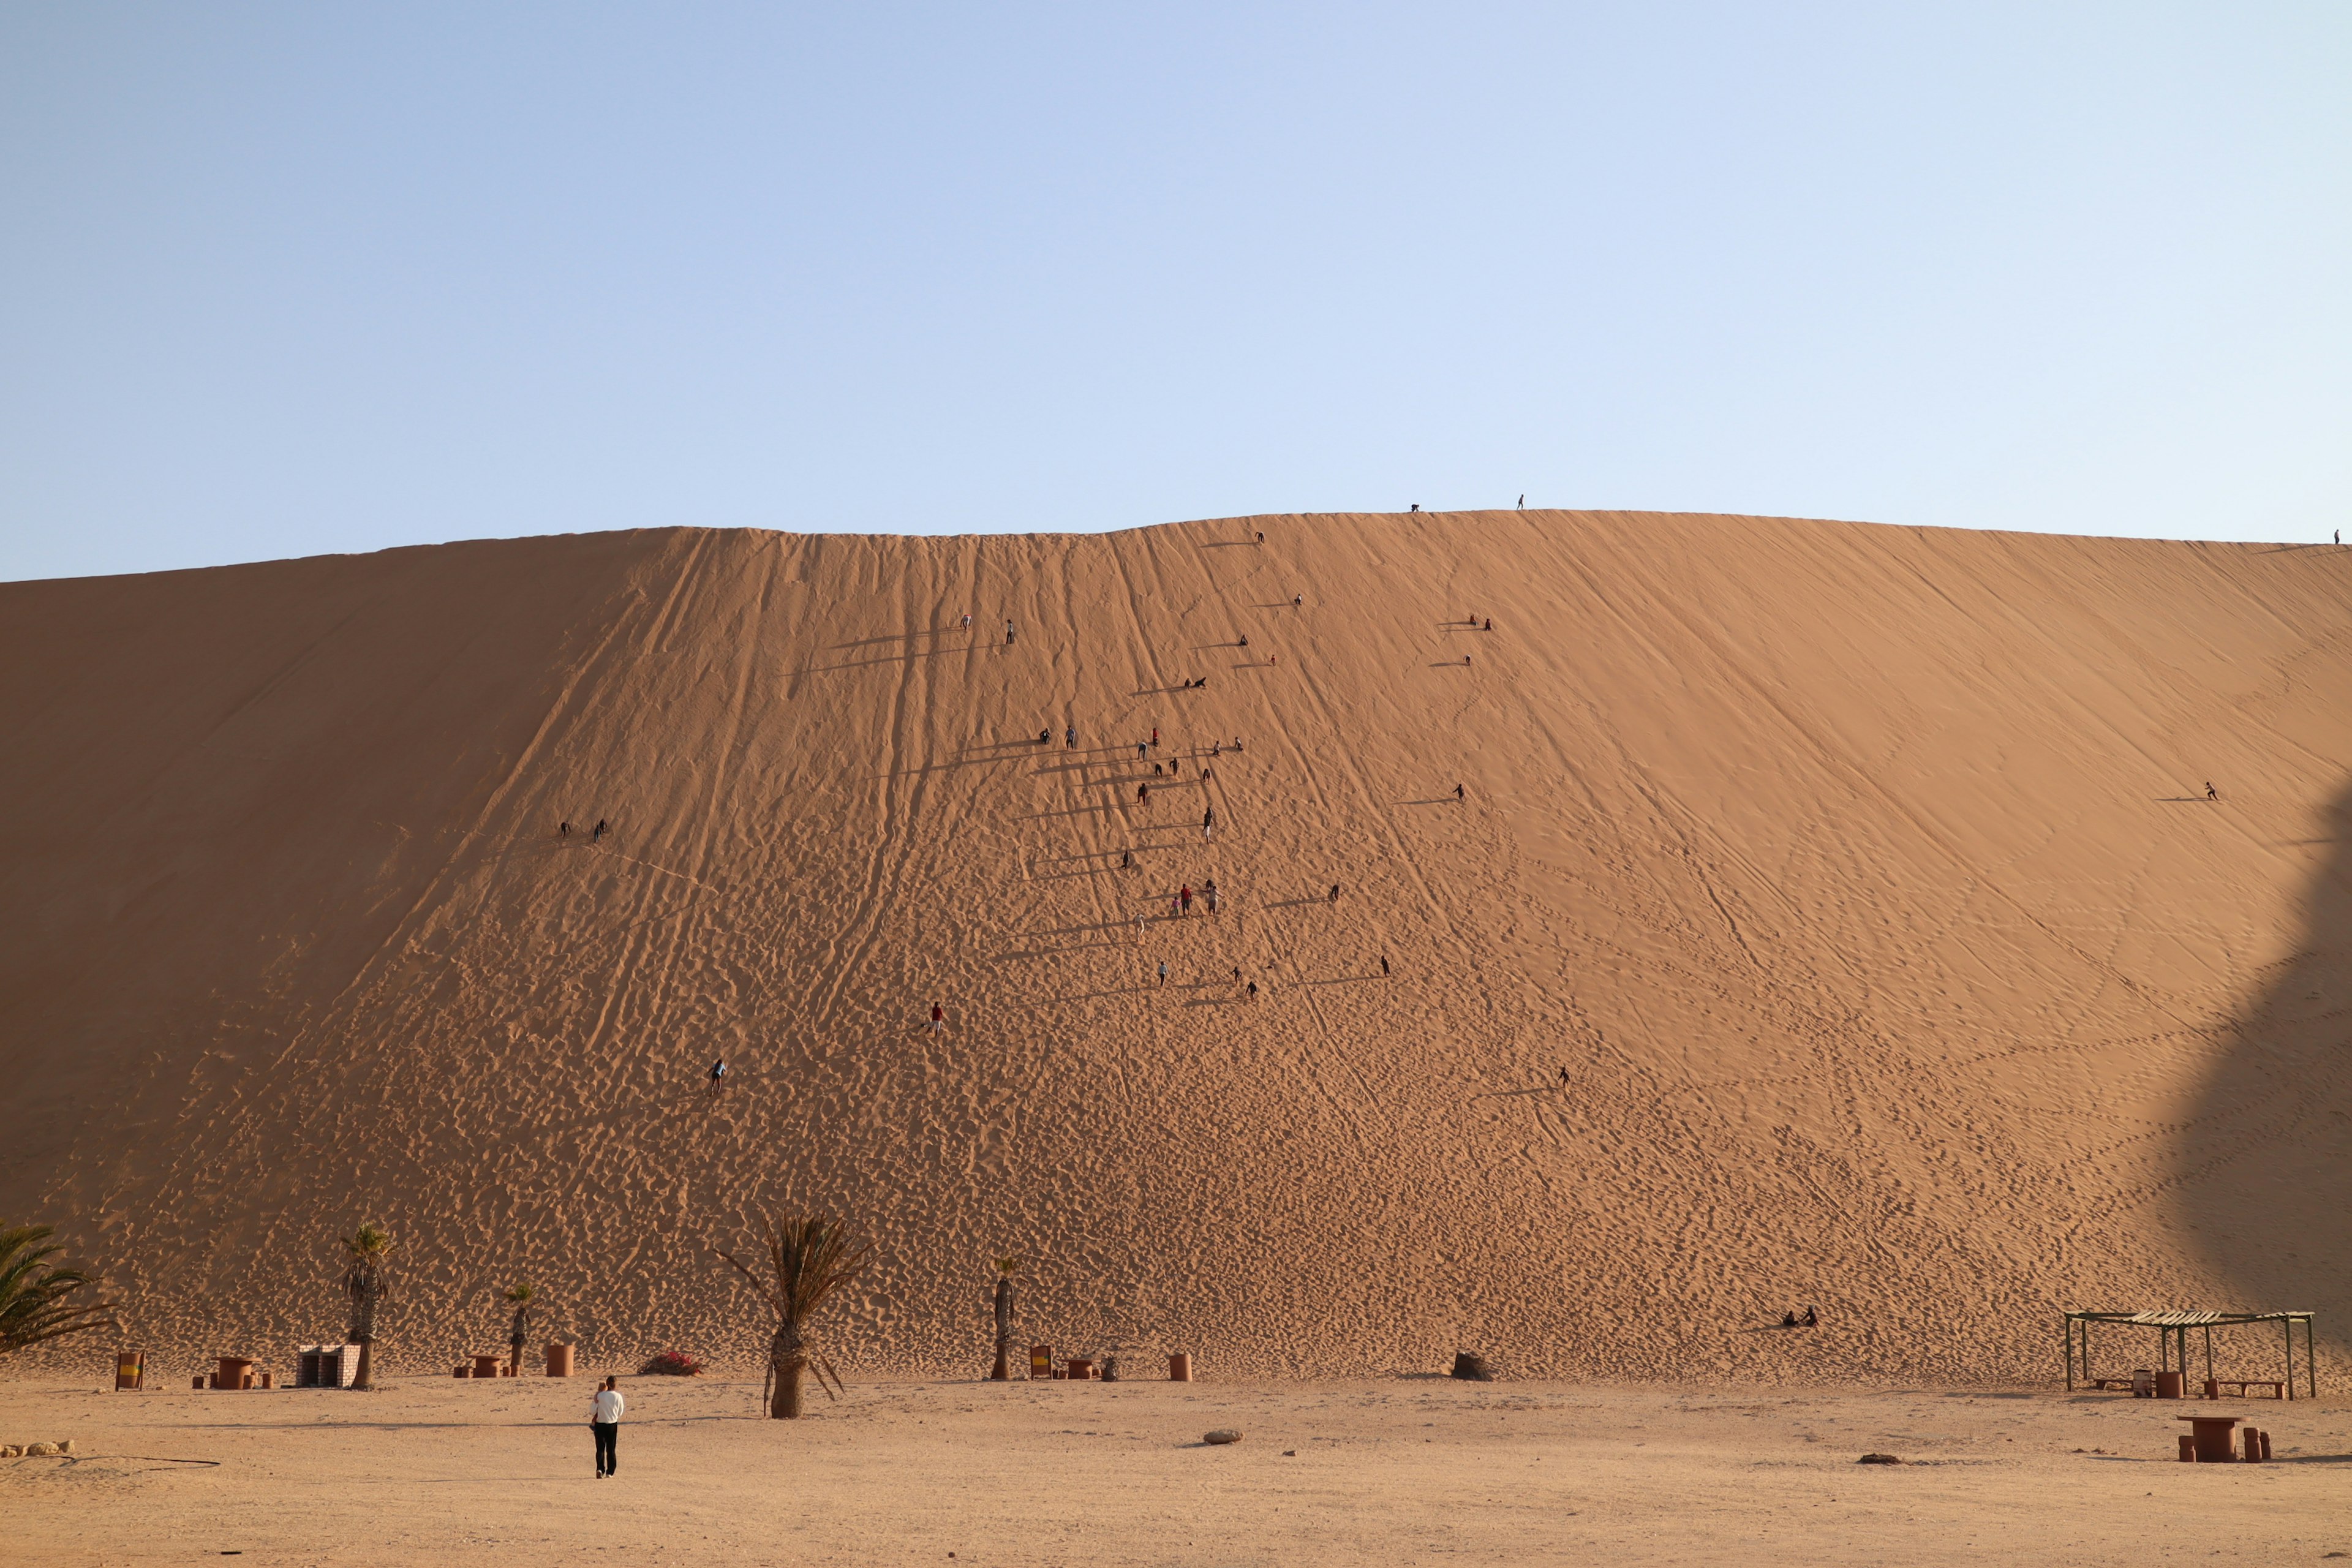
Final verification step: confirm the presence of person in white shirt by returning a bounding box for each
[590,1376,624,1478]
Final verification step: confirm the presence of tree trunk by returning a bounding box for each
[768,1322,806,1419]
[352,1336,374,1390]
[991,1278,1011,1381]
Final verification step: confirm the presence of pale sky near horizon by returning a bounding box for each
[2,3,2346,582]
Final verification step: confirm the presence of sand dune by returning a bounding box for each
[2,511,2346,1385]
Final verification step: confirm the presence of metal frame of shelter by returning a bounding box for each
[2064,1311,2317,1398]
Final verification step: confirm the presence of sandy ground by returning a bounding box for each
[4,1373,2345,1567]
[4,510,2351,1385]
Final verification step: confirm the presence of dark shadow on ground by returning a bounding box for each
[2178,778,2352,1366]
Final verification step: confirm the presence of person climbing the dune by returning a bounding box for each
[929,1003,946,1034]
[2206,781,2219,801]
[1328,883,1341,904]
[1151,726,1159,750]
[593,819,608,842]
[1136,740,1148,760]
[1005,619,1016,646]
[1066,725,1076,749]
[961,612,972,630]
[1257,530,1265,544]
[1137,783,1150,804]
[1156,960,1169,987]
[560,821,570,837]
[1238,634,1248,647]
[708,1058,727,1095]
[1246,981,1258,1001]
[1381,955,1390,976]
[1454,783,1464,801]
[1120,849,1133,870]
[1485,617,1493,631]
[1179,884,1193,915]
[1292,594,1302,609]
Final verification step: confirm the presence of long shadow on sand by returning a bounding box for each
[2177,776,2352,1363]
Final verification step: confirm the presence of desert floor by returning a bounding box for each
[4,1373,2346,1566]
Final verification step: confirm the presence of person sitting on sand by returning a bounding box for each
[1802,1305,1817,1327]
[1781,1311,1798,1329]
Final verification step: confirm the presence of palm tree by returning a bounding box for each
[990,1256,1019,1381]
[340,1222,391,1390]
[718,1213,870,1419]
[0,1224,116,1359]
[503,1283,534,1375]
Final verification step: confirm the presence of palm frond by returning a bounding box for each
[0,1224,118,1359]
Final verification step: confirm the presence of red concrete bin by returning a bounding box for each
[193,1375,206,1390]
[2154,1371,2185,1399]
[2177,1435,2195,1462]
[546,1343,576,1378]
[1066,1358,1094,1380]
[217,1356,254,1389]
[2242,1427,2263,1463]
[258,1371,273,1389]
[453,1365,470,1378]
[2261,1431,2272,1461]
[1169,1353,1193,1382]
[472,1355,502,1380]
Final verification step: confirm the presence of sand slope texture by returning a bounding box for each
[2,511,2346,1386]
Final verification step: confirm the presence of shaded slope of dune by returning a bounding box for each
[2,512,2346,1383]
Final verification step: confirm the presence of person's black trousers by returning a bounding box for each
[592,1420,617,1476]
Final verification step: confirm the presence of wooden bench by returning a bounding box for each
[2203,1379,2285,1400]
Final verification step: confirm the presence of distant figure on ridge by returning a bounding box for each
[1517,494,1524,510]
[1256,530,1264,544]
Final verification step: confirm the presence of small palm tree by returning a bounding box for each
[0,1224,116,1359]
[503,1283,535,1374]
[340,1222,392,1390]
[718,1213,870,1419]
[990,1256,1019,1381]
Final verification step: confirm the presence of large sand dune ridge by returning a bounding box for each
[3,511,2346,1384]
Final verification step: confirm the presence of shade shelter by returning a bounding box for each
[2064,1311,2317,1398]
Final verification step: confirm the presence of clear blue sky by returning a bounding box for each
[2,3,2346,582]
